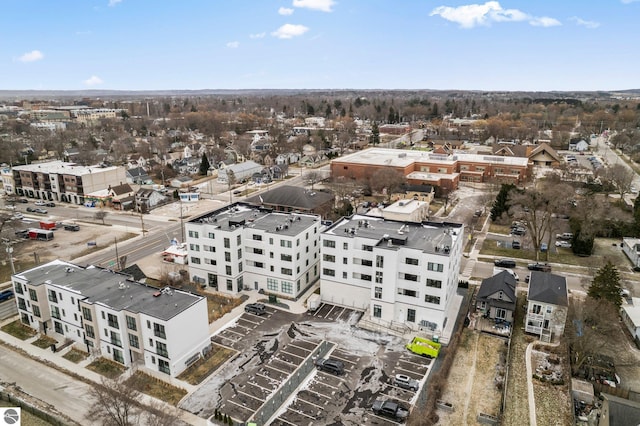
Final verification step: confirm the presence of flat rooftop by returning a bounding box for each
[14,260,202,321]
[189,202,320,237]
[324,215,462,255]
[12,160,121,176]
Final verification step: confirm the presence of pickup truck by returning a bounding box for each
[406,336,441,359]
[372,399,409,421]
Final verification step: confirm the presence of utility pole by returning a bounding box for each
[3,241,15,275]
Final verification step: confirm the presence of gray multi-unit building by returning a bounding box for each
[12,260,210,378]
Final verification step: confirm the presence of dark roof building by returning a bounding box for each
[528,271,568,306]
[599,393,640,426]
[245,185,334,218]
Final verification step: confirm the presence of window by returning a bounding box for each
[353,272,372,281]
[361,259,373,267]
[126,316,137,331]
[428,262,444,272]
[267,278,279,291]
[343,242,348,250]
[374,287,382,299]
[281,254,293,262]
[113,348,124,364]
[224,252,231,262]
[253,248,263,255]
[362,245,373,252]
[496,308,506,319]
[205,258,217,265]
[48,289,58,303]
[153,323,166,339]
[13,283,23,294]
[191,257,201,264]
[28,289,38,302]
[208,232,215,239]
[281,267,292,276]
[204,245,216,252]
[342,272,348,279]
[323,268,335,277]
[532,304,542,314]
[107,313,119,328]
[225,265,232,275]
[129,333,139,348]
[188,230,199,238]
[85,324,95,339]
[404,273,418,282]
[343,257,348,264]
[405,258,419,265]
[110,331,122,347]
[407,309,416,323]
[254,261,264,268]
[32,305,41,317]
[189,244,200,251]
[425,295,441,304]
[398,289,418,297]
[158,359,170,375]
[376,256,384,268]
[375,271,383,283]
[281,281,293,294]
[226,279,233,291]
[253,234,262,241]
[224,238,230,248]
[426,279,442,288]
[323,254,335,263]
[54,321,63,334]
[82,307,92,321]
[238,262,243,272]
[156,341,169,358]
[373,305,382,318]
[237,235,241,245]
[51,306,61,319]
[323,239,336,248]
[269,238,273,245]
[280,240,292,248]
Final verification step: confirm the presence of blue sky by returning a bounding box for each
[2,0,639,91]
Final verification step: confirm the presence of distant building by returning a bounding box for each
[622,238,640,269]
[12,260,210,378]
[245,185,334,218]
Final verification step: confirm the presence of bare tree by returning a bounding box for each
[370,168,406,202]
[86,377,141,426]
[607,163,636,199]
[94,211,108,225]
[303,170,323,190]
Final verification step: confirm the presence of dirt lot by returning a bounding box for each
[180,303,434,425]
[531,344,572,426]
[436,329,506,425]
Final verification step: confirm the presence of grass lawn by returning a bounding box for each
[177,343,237,385]
[532,344,572,426]
[31,335,57,349]
[206,294,242,323]
[502,292,530,426]
[125,371,187,406]
[1,320,37,340]
[86,357,127,379]
[63,348,89,363]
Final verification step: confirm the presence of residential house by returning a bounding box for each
[621,297,640,345]
[170,176,193,189]
[528,143,562,167]
[525,272,568,342]
[12,260,210,378]
[598,393,640,426]
[569,140,590,152]
[185,203,322,298]
[476,271,517,323]
[246,185,334,218]
[126,167,153,185]
[622,238,640,270]
[217,161,263,184]
[108,183,135,210]
[127,154,148,170]
[135,188,168,213]
[320,215,464,336]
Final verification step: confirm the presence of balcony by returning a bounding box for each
[156,348,169,358]
[154,330,166,339]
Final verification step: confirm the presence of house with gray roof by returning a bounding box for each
[525,271,568,342]
[245,185,334,218]
[477,270,517,323]
[599,393,640,426]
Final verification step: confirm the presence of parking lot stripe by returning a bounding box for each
[240,316,262,325]
[311,304,325,316]
[223,328,245,337]
[295,397,326,411]
[255,372,275,382]
[324,305,337,319]
[398,357,429,368]
[226,399,256,412]
[394,366,422,377]
[313,376,342,389]
[248,381,274,393]
[370,412,403,425]
[236,390,265,403]
[280,350,305,360]
[273,357,299,368]
[264,364,292,376]
[286,407,316,420]
[326,354,357,366]
[287,343,313,354]
[299,388,332,400]
[378,392,412,405]
[273,417,297,426]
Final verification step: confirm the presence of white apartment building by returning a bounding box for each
[320,215,464,333]
[186,203,322,299]
[12,260,210,378]
[11,160,127,204]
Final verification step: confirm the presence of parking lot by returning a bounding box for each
[181,303,435,425]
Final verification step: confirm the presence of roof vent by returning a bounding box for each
[153,291,161,297]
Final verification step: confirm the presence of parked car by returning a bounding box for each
[0,289,14,302]
[33,208,48,214]
[556,233,573,240]
[63,223,80,231]
[494,259,516,268]
[11,212,24,220]
[393,374,419,391]
[540,243,548,252]
[528,263,551,272]
[45,202,56,207]
[512,240,521,249]
[17,198,28,203]
[556,240,572,248]
[34,201,46,206]
[372,399,409,421]
[511,227,526,236]
[244,302,266,315]
[315,357,345,375]
[26,207,35,212]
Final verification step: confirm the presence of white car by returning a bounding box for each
[555,240,572,248]
[11,213,24,220]
[34,201,46,206]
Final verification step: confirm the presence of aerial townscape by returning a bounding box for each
[2,1,640,426]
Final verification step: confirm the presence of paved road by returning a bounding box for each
[0,344,90,424]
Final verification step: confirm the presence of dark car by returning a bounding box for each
[17,198,28,203]
[315,357,345,375]
[0,289,14,302]
[244,302,266,315]
[45,202,56,207]
[63,223,80,231]
[26,207,35,212]
[494,259,516,268]
[512,240,521,249]
[527,263,551,272]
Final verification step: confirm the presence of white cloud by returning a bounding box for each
[18,50,44,63]
[430,1,560,28]
[83,75,103,86]
[292,0,335,12]
[271,24,309,39]
[108,0,122,6]
[279,7,294,15]
[250,32,266,39]
[226,41,240,48]
[569,16,600,29]
[621,0,640,3]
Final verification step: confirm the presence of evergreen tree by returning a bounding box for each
[490,184,515,221]
[199,153,210,176]
[370,123,380,145]
[588,261,623,308]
